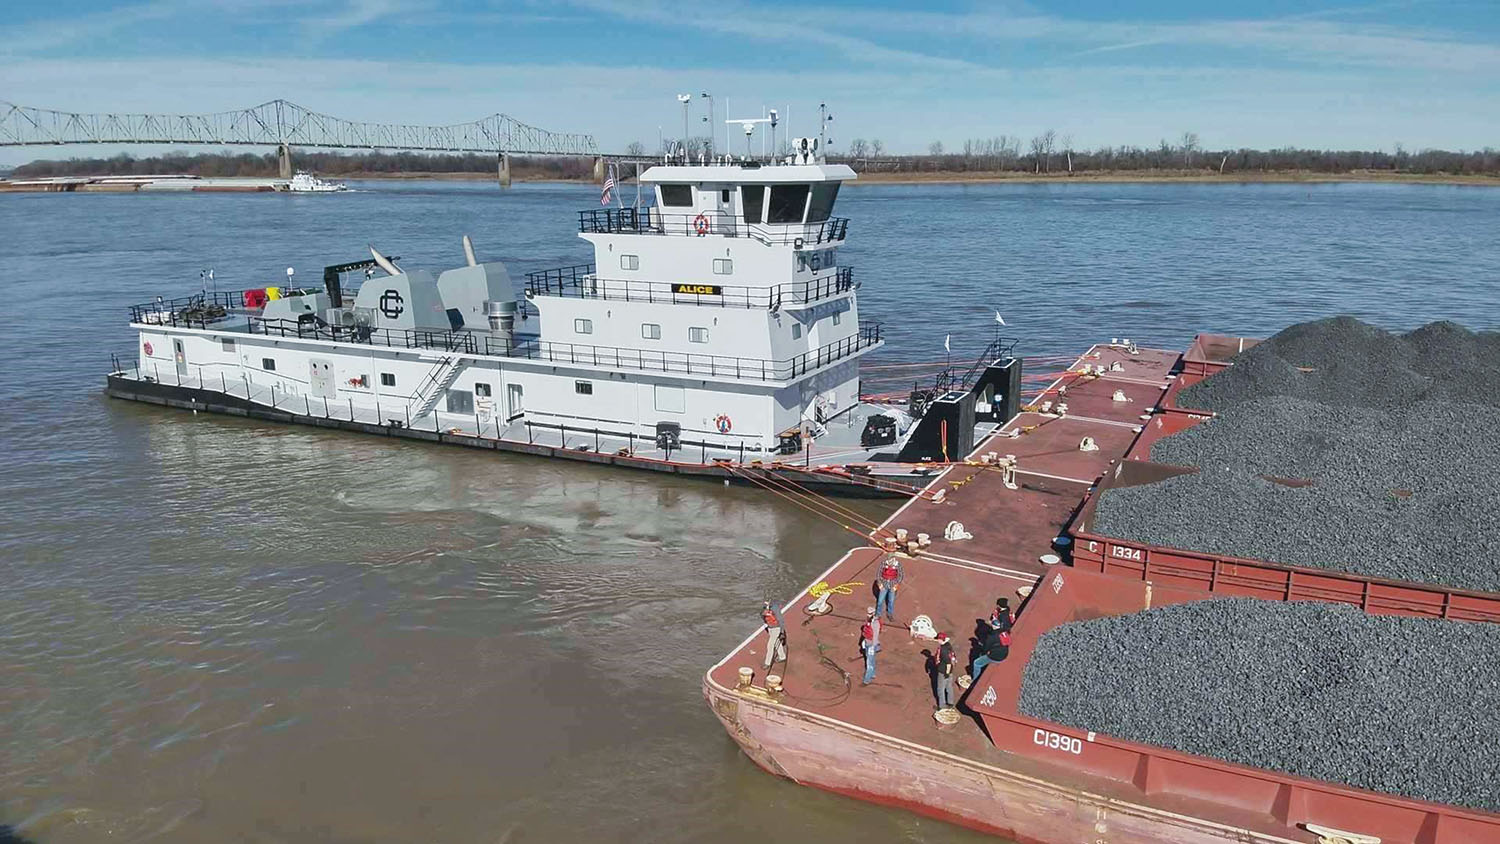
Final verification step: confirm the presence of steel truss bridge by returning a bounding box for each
[0,98,600,158]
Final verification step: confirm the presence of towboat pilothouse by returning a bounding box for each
[108,142,1024,494]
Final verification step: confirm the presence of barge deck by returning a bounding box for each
[703,339,1499,843]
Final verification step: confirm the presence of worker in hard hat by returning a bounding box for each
[970,624,1011,681]
[860,606,880,685]
[760,600,787,671]
[935,632,957,710]
[875,555,904,624]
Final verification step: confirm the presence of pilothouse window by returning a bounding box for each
[807,183,841,223]
[767,184,811,224]
[660,184,693,207]
[741,185,766,224]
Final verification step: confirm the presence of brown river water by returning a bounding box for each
[4,179,1498,842]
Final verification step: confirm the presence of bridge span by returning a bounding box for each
[0,98,652,185]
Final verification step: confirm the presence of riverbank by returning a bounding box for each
[325,168,1500,187]
[848,169,1500,186]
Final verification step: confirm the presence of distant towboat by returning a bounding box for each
[287,172,348,192]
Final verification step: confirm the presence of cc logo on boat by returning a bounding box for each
[714,414,732,434]
[693,214,710,235]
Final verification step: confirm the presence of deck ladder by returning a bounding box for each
[407,355,465,420]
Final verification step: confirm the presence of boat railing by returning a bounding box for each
[578,207,850,245]
[129,289,251,328]
[524,265,855,309]
[251,318,479,354]
[483,319,880,381]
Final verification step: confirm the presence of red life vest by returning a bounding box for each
[880,561,899,581]
[998,630,1012,647]
[861,622,874,642]
[761,608,779,627]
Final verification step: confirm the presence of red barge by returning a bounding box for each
[703,339,1500,844]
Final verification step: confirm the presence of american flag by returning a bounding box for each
[600,167,616,206]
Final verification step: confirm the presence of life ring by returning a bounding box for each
[714,414,732,434]
[693,214,710,235]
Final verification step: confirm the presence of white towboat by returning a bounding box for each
[287,172,348,192]
[107,138,1023,494]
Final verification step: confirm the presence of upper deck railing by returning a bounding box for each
[579,207,849,246]
[524,264,855,309]
[485,320,881,381]
[130,290,250,328]
[128,292,881,382]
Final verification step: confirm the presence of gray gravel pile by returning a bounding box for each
[1017,599,1500,813]
[1178,317,1500,412]
[1093,316,1500,592]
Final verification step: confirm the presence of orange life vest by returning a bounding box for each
[762,608,779,627]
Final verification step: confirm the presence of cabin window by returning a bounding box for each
[381,372,396,387]
[642,323,662,340]
[689,327,709,344]
[221,338,235,352]
[792,324,802,339]
[574,318,593,335]
[575,381,594,395]
[654,385,685,413]
[832,311,842,326]
[741,185,766,224]
[720,189,731,203]
[712,258,733,275]
[807,183,841,223]
[262,358,276,371]
[475,383,492,397]
[767,184,810,224]
[620,254,639,271]
[446,389,474,414]
[660,184,693,207]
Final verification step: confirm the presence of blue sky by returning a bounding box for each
[3,0,1498,164]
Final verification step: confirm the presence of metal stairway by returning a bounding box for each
[407,355,465,420]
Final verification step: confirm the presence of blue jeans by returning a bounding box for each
[877,583,896,621]
[971,655,996,680]
[862,644,876,684]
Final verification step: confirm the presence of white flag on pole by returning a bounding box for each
[944,334,951,353]
[995,311,1006,326]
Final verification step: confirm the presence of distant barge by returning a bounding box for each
[704,339,1500,843]
[2,174,290,192]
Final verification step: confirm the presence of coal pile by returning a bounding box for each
[1017,599,1500,813]
[1092,316,1500,593]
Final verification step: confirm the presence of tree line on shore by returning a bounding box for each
[12,135,1500,178]
[841,132,1499,176]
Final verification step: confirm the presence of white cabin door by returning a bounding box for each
[507,383,524,419]
[309,358,337,399]
[173,339,188,379]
